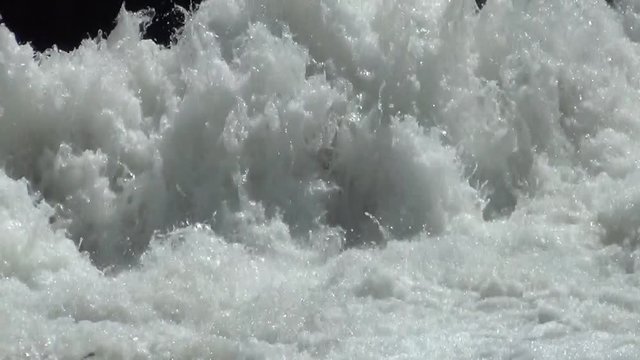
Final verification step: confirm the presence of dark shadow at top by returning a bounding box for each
[0,0,202,52]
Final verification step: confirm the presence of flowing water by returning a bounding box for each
[2,0,640,358]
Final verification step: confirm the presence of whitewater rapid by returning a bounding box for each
[2,0,640,358]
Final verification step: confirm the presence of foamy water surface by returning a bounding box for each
[2,0,640,358]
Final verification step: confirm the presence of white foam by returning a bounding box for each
[2,0,640,358]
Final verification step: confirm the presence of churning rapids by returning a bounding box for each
[2,0,640,358]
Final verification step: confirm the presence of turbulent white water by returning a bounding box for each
[2,0,640,358]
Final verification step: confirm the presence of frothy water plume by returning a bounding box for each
[2,0,640,358]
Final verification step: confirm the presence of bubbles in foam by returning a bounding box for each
[2,0,640,358]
